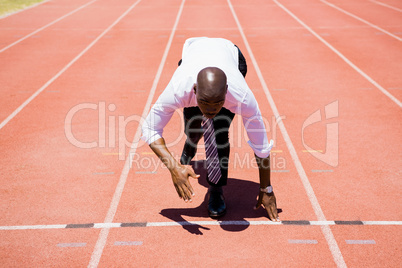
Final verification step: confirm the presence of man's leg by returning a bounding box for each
[180,106,234,177]
[180,106,234,218]
[180,107,203,165]
[210,108,235,186]
[207,107,235,218]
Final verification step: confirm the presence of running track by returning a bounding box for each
[0,0,401,266]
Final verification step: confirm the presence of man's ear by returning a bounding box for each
[193,83,197,94]
[225,84,228,94]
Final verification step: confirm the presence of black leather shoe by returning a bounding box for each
[208,187,226,218]
[180,140,197,165]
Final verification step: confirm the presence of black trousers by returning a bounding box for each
[179,45,247,186]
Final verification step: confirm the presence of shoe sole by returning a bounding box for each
[208,208,227,219]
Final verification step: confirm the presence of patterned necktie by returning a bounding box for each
[203,118,221,184]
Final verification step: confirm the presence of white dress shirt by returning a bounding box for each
[141,37,273,158]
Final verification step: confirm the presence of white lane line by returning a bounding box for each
[369,0,402,12]
[320,0,402,41]
[0,224,67,230]
[362,221,402,225]
[0,1,138,131]
[0,0,98,53]
[0,221,400,231]
[310,221,336,226]
[93,223,121,229]
[0,0,51,19]
[227,1,347,267]
[273,0,401,108]
[87,0,186,267]
[346,240,376,244]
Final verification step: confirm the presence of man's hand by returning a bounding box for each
[254,191,280,222]
[149,138,200,203]
[170,164,200,202]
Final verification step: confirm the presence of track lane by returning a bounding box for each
[232,0,402,223]
[331,225,401,267]
[320,0,401,41]
[0,0,167,225]
[87,0,186,266]
[369,0,402,12]
[0,0,98,53]
[0,0,184,266]
[274,0,402,102]
[0,0,139,126]
[231,0,401,266]
[323,0,402,34]
[0,229,98,267]
[104,225,335,267]
[0,0,182,226]
[0,0,93,47]
[228,1,347,266]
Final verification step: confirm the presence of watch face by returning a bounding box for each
[266,186,272,193]
[261,186,272,193]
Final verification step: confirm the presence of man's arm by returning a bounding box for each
[149,137,199,202]
[254,155,280,221]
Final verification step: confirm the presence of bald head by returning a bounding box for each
[196,67,227,100]
[194,67,228,118]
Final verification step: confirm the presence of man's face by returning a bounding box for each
[194,84,227,119]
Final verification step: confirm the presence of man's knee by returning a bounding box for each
[186,132,202,147]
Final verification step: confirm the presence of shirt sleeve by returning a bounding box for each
[141,80,181,145]
[241,92,274,158]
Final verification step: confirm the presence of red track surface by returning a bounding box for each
[0,0,401,267]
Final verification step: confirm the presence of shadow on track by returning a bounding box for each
[160,160,282,235]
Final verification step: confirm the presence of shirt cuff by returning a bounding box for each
[247,139,274,158]
[141,132,162,145]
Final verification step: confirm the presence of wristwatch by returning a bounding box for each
[260,185,273,193]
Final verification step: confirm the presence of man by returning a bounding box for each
[141,37,279,221]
